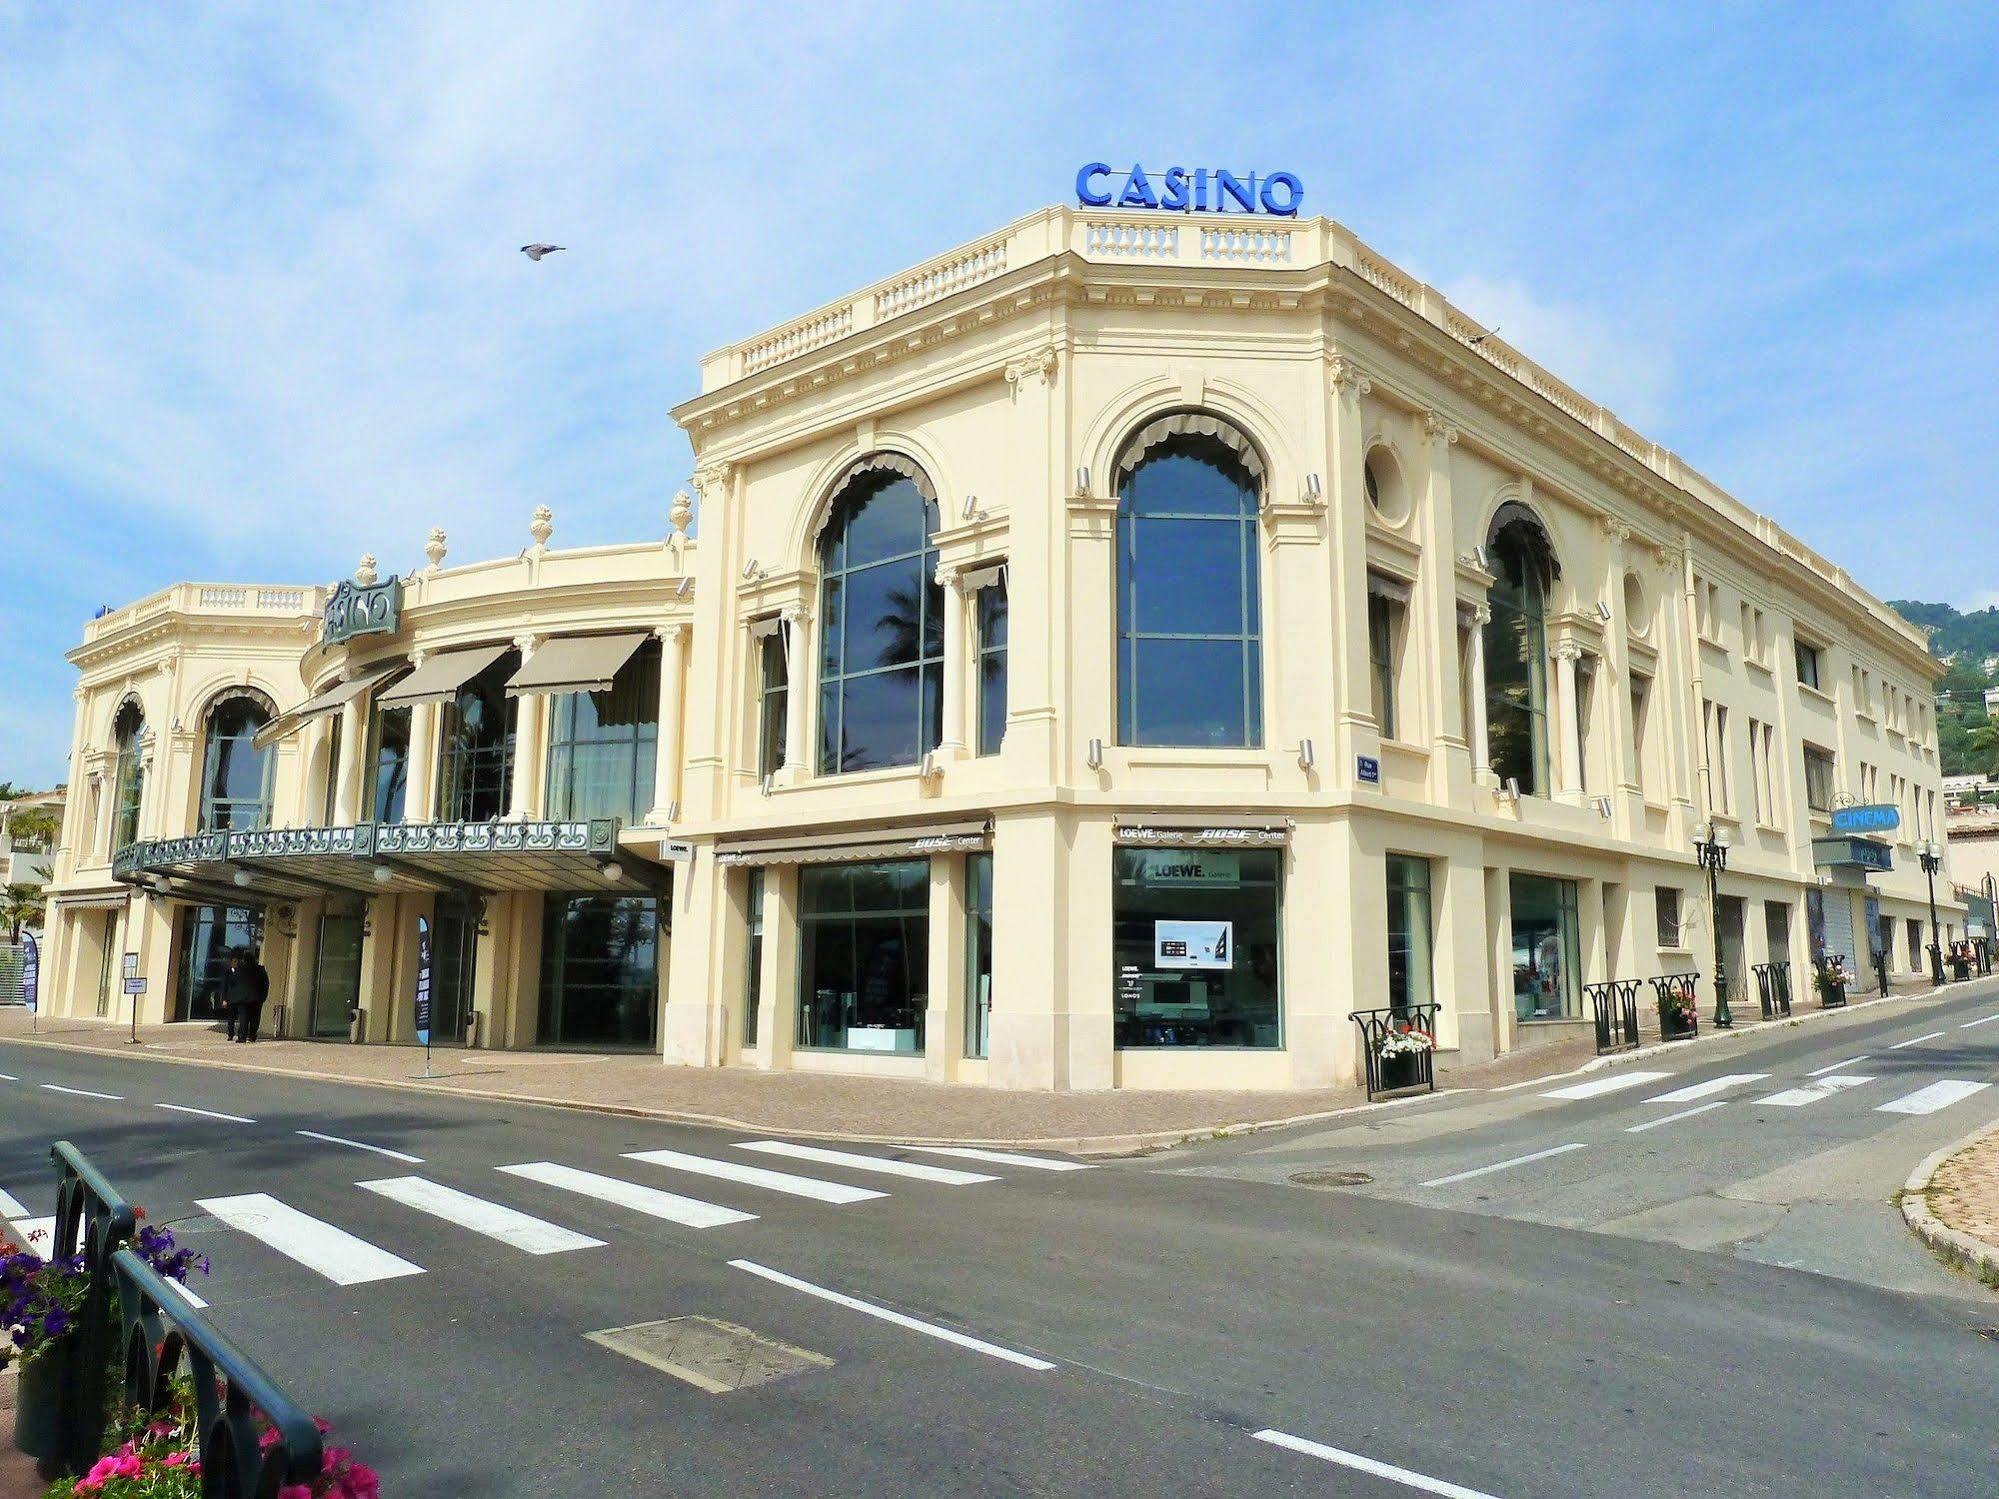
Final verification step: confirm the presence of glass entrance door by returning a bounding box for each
[310,913,363,1038]
[429,896,479,1044]
[1717,896,1746,1003]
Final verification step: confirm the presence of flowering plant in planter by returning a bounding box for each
[2,1214,211,1369]
[1656,984,1698,1030]
[1377,1024,1435,1059]
[1813,963,1856,998]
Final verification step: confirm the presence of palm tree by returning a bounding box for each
[0,885,45,943]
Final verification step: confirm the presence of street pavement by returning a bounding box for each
[0,988,1992,1496]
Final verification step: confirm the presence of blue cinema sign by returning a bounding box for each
[1831,803,1901,835]
[1077,163,1303,217]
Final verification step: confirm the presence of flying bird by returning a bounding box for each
[520,243,565,261]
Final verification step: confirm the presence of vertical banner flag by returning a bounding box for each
[20,933,38,1015]
[413,915,433,1047]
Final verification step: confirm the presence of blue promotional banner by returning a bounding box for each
[413,915,433,1047]
[19,933,37,1015]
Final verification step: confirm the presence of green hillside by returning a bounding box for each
[1887,599,1999,777]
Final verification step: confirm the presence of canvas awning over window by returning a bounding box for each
[1113,411,1266,487]
[375,645,510,708]
[1366,571,1413,605]
[714,819,989,868]
[253,660,407,748]
[505,632,650,697]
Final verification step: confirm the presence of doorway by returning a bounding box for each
[310,911,363,1038]
[1717,896,1746,1004]
[428,896,479,1045]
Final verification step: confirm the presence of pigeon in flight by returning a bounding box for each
[520,243,565,262]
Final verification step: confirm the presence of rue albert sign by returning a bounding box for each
[1076,163,1303,217]
[1831,803,1900,835]
[323,576,402,645]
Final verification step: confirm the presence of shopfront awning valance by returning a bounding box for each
[1114,815,1292,848]
[833,452,937,504]
[715,819,990,868]
[505,633,650,697]
[1366,571,1413,605]
[375,645,510,708]
[1114,411,1266,487]
[253,661,409,748]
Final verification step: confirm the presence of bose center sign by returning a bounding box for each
[1076,163,1303,217]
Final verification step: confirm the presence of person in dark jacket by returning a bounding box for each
[220,949,270,1042]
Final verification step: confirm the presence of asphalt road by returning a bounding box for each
[0,987,1992,1498]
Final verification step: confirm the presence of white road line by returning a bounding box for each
[163,1278,208,1310]
[0,1073,16,1081]
[358,1177,606,1254]
[1807,1055,1869,1077]
[1877,1080,1992,1116]
[1887,1031,1947,1050]
[1419,1143,1587,1188]
[1252,1429,1501,1498]
[195,1193,423,1286]
[624,1148,886,1205]
[158,1103,256,1124]
[729,1259,1055,1372]
[12,1217,55,1245]
[295,1130,422,1164]
[0,1188,27,1219]
[495,1162,756,1229]
[1759,1076,1874,1107]
[1539,1071,1673,1101]
[1626,1101,1729,1133]
[735,1141,997,1185]
[40,1084,122,1101]
[1958,1012,1999,1030]
[1646,1073,1767,1103]
[904,1147,1095,1172]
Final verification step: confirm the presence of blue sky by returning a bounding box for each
[3,2,1996,785]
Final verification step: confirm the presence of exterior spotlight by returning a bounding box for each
[1075,466,1090,494]
[1474,545,1492,572]
[920,750,942,779]
[1297,738,1316,769]
[675,576,692,597]
[599,861,624,882]
[1304,472,1323,501]
[741,559,761,581]
[1498,777,1521,802]
[961,494,981,520]
[1593,796,1613,819]
[1085,737,1105,770]
[1595,600,1613,621]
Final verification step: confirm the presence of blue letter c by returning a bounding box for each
[1076,162,1114,207]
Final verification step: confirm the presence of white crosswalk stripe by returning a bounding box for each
[1540,1071,1673,1101]
[623,1149,886,1204]
[496,1162,756,1228]
[359,1177,606,1254]
[1876,1080,1992,1116]
[906,1147,1095,1172]
[0,1187,29,1220]
[1759,1076,1874,1107]
[197,1193,423,1286]
[1646,1073,1768,1104]
[734,1141,997,1185]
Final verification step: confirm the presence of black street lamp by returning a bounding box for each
[1919,839,1947,985]
[1694,821,1733,1029]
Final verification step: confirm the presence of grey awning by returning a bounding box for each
[1114,411,1265,486]
[376,645,509,707]
[715,819,989,868]
[253,661,408,748]
[1366,570,1413,605]
[506,632,650,697]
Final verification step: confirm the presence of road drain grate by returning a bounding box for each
[586,1317,832,1393]
[1289,1169,1374,1188]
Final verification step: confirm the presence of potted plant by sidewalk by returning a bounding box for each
[1375,1020,1434,1091]
[1656,981,1699,1040]
[1814,961,1854,1007]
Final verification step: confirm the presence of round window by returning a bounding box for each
[1363,450,1410,525]
[1623,571,1649,636]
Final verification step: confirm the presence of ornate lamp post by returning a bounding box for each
[1694,821,1733,1029]
[1919,839,1946,984]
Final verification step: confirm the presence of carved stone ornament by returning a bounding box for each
[424,527,448,570]
[1423,410,1459,445]
[1553,639,1586,663]
[528,506,554,549]
[1599,517,1632,546]
[669,490,694,537]
[691,463,735,504]
[1329,356,1373,403]
[354,554,379,586]
[1003,346,1060,391]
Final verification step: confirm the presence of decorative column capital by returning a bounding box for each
[779,603,808,628]
[1599,516,1632,546]
[1003,346,1060,391]
[513,633,542,659]
[691,462,735,504]
[1473,602,1492,626]
[654,622,689,645]
[1554,639,1586,664]
[1329,356,1373,404]
[934,564,965,592]
[1423,410,1459,445]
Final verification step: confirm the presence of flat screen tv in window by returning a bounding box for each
[1155,919,1232,970]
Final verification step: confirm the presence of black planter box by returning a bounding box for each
[1659,1009,1698,1041]
[1377,1049,1423,1092]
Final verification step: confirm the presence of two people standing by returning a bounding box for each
[220,947,269,1042]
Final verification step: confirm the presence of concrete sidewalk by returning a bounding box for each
[1904,1120,1999,1290]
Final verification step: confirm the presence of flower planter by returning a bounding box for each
[14,1336,73,1474]
[1377,1049,1422,1092]
[1659,1009,1698,1041]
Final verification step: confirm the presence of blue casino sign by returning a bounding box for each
[1077,163,1303,217]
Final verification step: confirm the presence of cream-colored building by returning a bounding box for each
[38,203,1958,1088]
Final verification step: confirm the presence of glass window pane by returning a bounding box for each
[1127,638,1251,747]
[833,666,923,773]
[539,894,659,1045]
[1385,855,1433,1013]
[1126,518,1251,636]
[843,558,924,672]
[1112,848,1280,1048]
[841,475,929,568]
[1122,443,1254,517]
[1509,873,1580,1020]
[797,858,930,1054]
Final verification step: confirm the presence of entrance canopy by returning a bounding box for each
[112,818,664,906]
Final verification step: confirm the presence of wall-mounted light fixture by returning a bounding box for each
[1593,795,1613,818]
[961,494,982,521]
[674,576,692,597]
[1075,466,1090,495]
[1297,738,1316,769]
[1497,776,1521,802]
[741,559,762,581]
[599,861,625,883]
[759,773,774,798]
[1474,545,1493,572]
[1595,600,1614,622]
[1085,737,1105,770]
[1304,472,1324,503]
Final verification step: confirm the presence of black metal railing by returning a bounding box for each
[1813,954,1849,1008]
[1752,960,1794,1020]
[1350,1004,1439,1101]
[1648,972,1701,1039]
[1585,979,1642,1055]
[49,1141,323,1492]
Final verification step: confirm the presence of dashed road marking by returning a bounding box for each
[496,1162,756,1229]
[1252,1429,1501,1498]
[296,1130,422,1164]
[1807,1055,1869,1077]
[735,1141,997,1185]
[1958,1013,1999,1030]
[1419,1143,1587,1189]
[1877,1080,1991,1116]
[196,1193,423,1286]
[1626,1101,1729,1133]
[729,1259,1055,1371]
[40,1084,122,1101]
[1887,1031,1947,1051]
[1539,1071,1673,1101]
[158,1103,255,1124]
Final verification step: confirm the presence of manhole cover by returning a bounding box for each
[1289,1169,1374,1188]
[586,1317,832,1393]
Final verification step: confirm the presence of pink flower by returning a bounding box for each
[313,1415,334,1435]
[277,1486,313,1499]
[164,1451,190,1467]
[111,1453,142,1478]
[322,1444,353,1471]
[72,1480,102,1496]
[260,1426,283,1451]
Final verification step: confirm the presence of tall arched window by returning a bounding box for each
[1115,413,1264,747]
[199,693,274,832]
[816,458,943,775]
[110,701,146,851]
[1483,505,1559,796]
[438,651,518,822]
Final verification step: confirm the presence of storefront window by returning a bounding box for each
[1385,854,1433,1015]
[1113,847,1281,1048]
[1510,873,1580,1020]
[966,852,993,1057]
[110,701,145,853]
[173,905,262,1022]
[199,695,274,832]
[743,869,765,1046]
[816,466,943,775]
[437,653,517,822]
[1116,425,1263,748]
[538,893,660,1046]
[544,641,659,822]
[797,860,929,1054]
[976,583,1008,757]
[369,704,412,822]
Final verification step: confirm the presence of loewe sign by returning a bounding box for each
[1076,163,1303,217]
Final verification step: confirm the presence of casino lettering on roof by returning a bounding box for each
[35,177,1961,1091]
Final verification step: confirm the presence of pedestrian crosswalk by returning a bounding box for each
[1567,1066,1994,1116]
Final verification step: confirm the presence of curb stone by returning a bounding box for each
[1900,1117,1999,1288]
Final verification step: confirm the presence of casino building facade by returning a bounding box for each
[37,203,1958,1090]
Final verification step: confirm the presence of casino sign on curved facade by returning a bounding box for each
[39,203,1959,1090]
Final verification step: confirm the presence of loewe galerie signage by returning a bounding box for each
[1076,163,1303,217]
[323,576,403,644]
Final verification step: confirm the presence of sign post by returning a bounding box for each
[20,932,37,1033]
[412,914,435,1079]
[122,952,144,1045]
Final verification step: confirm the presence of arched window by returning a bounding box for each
[1115,413,1264,747]
[438,651,518,822]
[816,459,942,774]
[110,701,146,851]
[1482,505,1559,796]
[199,693,274,832]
